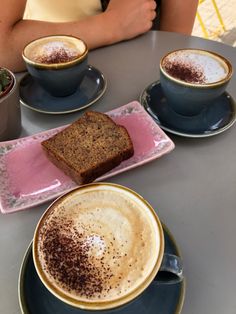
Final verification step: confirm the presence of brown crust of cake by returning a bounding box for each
[41,111,134,185]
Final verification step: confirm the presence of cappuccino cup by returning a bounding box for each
[160,48,233,116]
[22,35,88,97]
[33,182,183,311]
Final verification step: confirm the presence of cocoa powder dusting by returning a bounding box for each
[37,47,78,64]
[40,219,114,298]
[163,60,206,84]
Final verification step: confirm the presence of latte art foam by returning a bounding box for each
[162,50,229,84]
[36,186,160,302]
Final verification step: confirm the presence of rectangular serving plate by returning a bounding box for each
[0,101,174,214]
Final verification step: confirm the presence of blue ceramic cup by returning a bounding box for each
[22,35,88,97]
[160,49,233,116]
[33,183,183,311]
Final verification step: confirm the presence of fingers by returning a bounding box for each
[148,1,157,29]
[149,0,157,11]
[105,0,157,40]
[150,9,156,21]
[144,0,157,21]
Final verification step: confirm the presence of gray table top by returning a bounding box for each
[1,31,236,314]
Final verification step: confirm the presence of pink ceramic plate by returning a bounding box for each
[0,101,174,214]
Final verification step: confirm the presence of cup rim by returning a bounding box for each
[22,35,88,69]
[160,48,233,88]
[32,182,165,310]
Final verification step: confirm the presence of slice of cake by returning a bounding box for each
[41,111,134,184]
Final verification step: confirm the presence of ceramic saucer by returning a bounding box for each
[18,224,185,314]
[140,81,236,138]
[19,65,107,114]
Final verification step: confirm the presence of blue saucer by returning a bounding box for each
[18,224,185,314]
[140,81,236,138]
[19,65,107,114]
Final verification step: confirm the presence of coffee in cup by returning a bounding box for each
[22,35,88,97]
[160,48,233,116]
[33,183,183,310]
[25,38,84,64]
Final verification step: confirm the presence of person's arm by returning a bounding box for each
[159,0,198,35]
[0,0,157,72]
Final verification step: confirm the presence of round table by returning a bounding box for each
[1,31,236,314]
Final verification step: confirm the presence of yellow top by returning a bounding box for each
[24,0,102,22]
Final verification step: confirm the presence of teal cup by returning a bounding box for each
[160,49,233,116]
[22,35,88,97]
[33,183,183,311]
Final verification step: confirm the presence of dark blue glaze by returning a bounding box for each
[140,81,236,138]
[19,66,106,114]
[26,56,88,97]
[19,224,185,314]
[160,71,229,116]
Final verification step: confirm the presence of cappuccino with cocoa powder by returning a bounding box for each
[24,36,86,64]
[22,35,88,97]
[160,48,233,116]
[162,49,229,84]
[33,183,164,310]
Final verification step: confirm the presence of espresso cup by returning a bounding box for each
[0,68,21,141]
[22,35,88,97]
[33,182,183,311]
[160,48,233,116]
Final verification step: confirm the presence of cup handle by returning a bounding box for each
[152,253,184,285]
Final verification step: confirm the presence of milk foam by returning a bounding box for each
[164,50,228,83]
[37,185,160,302]
[25,36,86,63]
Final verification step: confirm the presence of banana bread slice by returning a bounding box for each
[41,111,134,184]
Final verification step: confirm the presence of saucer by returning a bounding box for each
[140,81,236,138]
[18,224,185,314]
[19,65,107,114]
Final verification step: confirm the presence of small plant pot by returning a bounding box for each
[0,68,22,141]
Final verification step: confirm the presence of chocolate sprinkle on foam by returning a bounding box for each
[163,60,206,84]
[34,41,79,64]
[36,188,161,304]
[39,218,114,298]
[37,47,78,64]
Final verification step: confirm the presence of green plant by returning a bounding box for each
[0,68,11,93]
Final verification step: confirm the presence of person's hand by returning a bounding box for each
[104,0,157,42]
